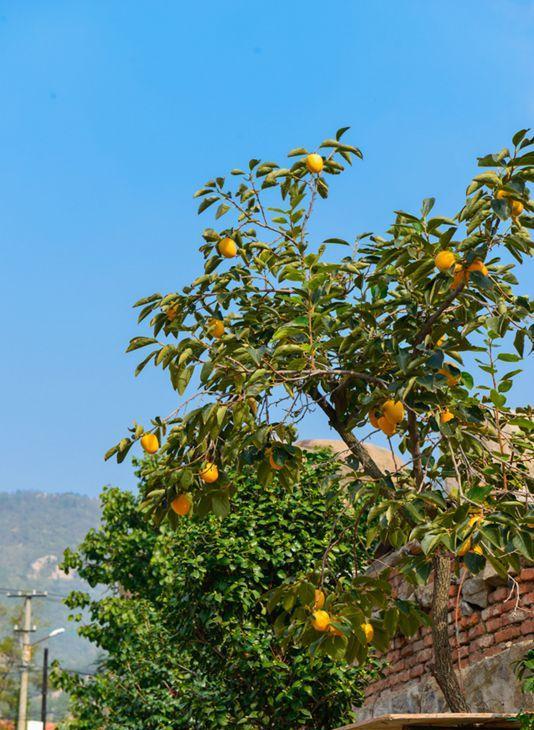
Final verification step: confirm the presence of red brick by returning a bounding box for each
[481,645,504,659]
[452,645,469,661]
[507,609,529,624]
[485,603,504,618]
[520,591,534,607]
[488,587,510,604]
[467,623,485,640]
[410,665,425,678]
[519,568,534,582]
[521,619,534,636]
[494,625,522,644]
[486,617,503,632]
[470,652,484,664]
[470,634,494,652]
[400,644,413,658]
[460,613,479,628]
[424,633,433,648]
[411,640,425,653]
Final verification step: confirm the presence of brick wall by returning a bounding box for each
[362,566,534,716]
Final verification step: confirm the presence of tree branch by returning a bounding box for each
[308,385,385,482]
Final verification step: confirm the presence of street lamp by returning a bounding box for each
[29,627,65,730]
[30,628,65,647]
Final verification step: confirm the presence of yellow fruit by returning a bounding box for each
[511,200,524,217]
[369,408,381,429]
[208,318,225,339]
[314,589,325,610]
[171,493,192,516]
[382,400,404,424]
[451,264,467,290]
[199,462,219,483]
[248,398,258,416]
[472,544,483,556]
[218,237,238,258]
[438,365,460,387]
[457,537,472,557]
[378,416,396,437]
[440,408,455,424]
[467,259,488,276]
[435,250,456,272]
[311,610,331,632]
[267,448,283,471]
[436,335,446,347]
[468,513,484,527]
[496,189,524,217]
[305,153,324,174]
[361,622,374,643]
[140,433,159,454]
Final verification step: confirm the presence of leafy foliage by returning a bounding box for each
[54,452,375,729]
[106,128,533,664]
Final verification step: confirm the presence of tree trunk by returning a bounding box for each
[430,553,470,712]
[309,384,471,712]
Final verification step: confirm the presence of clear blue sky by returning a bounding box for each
[0,1,532,496]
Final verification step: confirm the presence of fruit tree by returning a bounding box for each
[106,128,534,711]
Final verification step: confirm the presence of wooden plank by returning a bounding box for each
[334,713,519,730]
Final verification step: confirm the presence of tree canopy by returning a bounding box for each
[105,128,534,710]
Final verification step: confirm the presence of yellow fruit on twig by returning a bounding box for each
[361,622,374,643]
[440,408,454,424]
[140,433,159,454]
[511,200,524,217]
[457,537,472,557]
[305,153,324,174]
[496,189,524,217]
[438,365,460,387]
[199,462,219,483]
[313,589,325,610]
[369,408,381,429]
[451,263,467,290]
[378,416,396,437]
[171,493,192,516]
[218,237,238,258]
[467,259,488,276]
[434,250,456,272]
[207,318,225,339]
[472,544,483,556]
[311,610,331,632]
[382,400,404,424]
[468,513,484,527]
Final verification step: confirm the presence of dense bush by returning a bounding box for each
[55,451,375,729]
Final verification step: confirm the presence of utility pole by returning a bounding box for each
[7,590,47,730]
[41,647,49,729]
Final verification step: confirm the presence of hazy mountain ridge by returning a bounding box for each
[0,490,102,719]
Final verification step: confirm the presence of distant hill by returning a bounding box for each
[0,491,101,722]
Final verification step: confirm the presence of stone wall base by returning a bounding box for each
[359,641,533,720]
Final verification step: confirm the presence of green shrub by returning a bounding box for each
[55,451,375,729]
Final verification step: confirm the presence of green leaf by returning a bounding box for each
[212,492,230,519]
[126,337,158,353]
[198,196,219,214]
[497,353,522,362]
[490,389,506,408]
